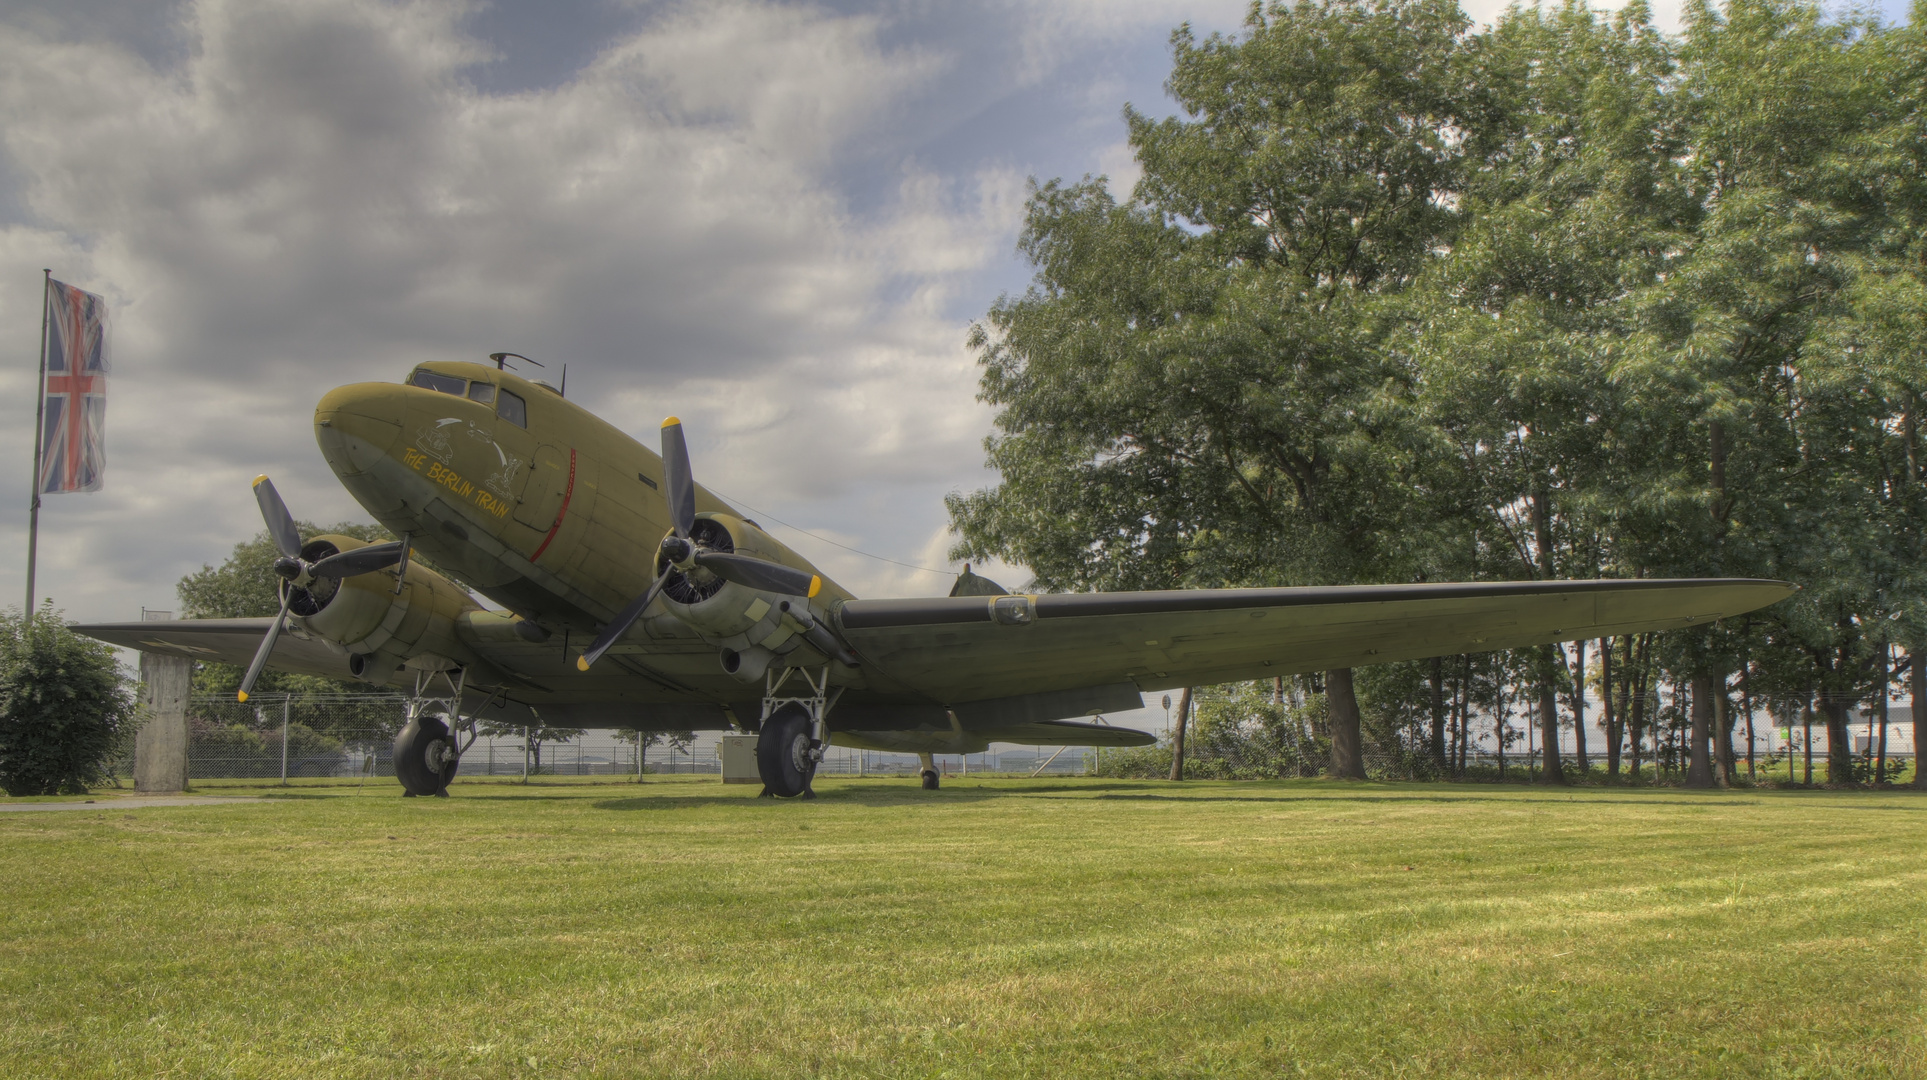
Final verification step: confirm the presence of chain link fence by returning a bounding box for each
[158,694,1102,782]
[184,694,409,780]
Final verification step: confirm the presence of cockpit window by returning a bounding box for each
[410,369,466,396]
[497,389,527,428]
[466,381,496,405]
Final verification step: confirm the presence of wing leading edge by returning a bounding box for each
[836,578,1795,704]
[80,578,1792,742]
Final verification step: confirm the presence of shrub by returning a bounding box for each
[1091,745,1173,778]
[0,606,141,796]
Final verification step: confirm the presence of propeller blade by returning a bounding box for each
[309,541,406,580]
[252,475,303,559]
[393,532,411,595]
[694,551,821,598]
[660,417,696,538]
[237,588,294,703]
[576,568,673,672]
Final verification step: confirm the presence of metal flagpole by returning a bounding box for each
[24,269,49,620]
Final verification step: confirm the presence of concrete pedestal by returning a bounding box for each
[135,652,190,793]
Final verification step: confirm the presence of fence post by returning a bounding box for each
[280,695,290,786]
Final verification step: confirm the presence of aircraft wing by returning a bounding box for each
[76,617,545,726]
[77,618,351,679]
[837,578,1794,705]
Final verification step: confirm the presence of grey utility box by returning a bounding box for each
[720,734,761,784]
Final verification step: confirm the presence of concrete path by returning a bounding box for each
[0,796,263,812]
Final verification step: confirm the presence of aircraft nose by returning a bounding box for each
[315,382,404,477]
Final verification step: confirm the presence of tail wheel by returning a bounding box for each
[395,714,458,797]
[756,703,817,798]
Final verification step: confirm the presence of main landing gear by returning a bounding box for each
[756,667,838,799]
[919,752,939,790]
[393,667,473,797]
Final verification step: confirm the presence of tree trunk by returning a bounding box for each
[1327,668,1366,779]
[1168,687,1192,781]
[1449,655,1464,771]
[1913,653,1926,790]
[1628,644,1646,782]
[1537,673,1564,785]
[1686,674,1716,788]
[1742,683,1756,780]
[1713,680,1735,789]
[1874,656,1889,785]
[1570,639,1589,775]
[1429,656,1446,770]
[1802,698,1814,785]
[1602,636,1619,780]
[1820,695,1853,785]
[1495,688,1506,779]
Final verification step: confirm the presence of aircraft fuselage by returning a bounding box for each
[314,360,866,720]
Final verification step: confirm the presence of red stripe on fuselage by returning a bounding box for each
[529,448,576,562]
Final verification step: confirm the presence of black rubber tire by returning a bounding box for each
[394,714,458,797]
[756,704,817,798]
[920,769,939,791]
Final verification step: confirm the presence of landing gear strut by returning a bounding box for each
[393,666,471,797]
[919,752,939,790]
[756,667,838,799]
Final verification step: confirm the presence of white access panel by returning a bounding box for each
[720,734,761,784]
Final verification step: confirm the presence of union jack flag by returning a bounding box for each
[39,279,109,495]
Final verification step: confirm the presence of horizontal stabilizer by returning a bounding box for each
[975,718,1157,748]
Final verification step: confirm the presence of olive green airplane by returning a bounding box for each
[78,358,1794,798]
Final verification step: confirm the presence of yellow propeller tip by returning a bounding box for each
[661,416,680,428]
[576,656,591,672]
[251,475,269,487]
[236,691,249,703]
[808,575,821,599]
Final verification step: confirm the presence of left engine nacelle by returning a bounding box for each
[653,514,850,681]
[290,534,485,685]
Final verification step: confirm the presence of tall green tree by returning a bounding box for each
[1412,0,1686,783]
[952,0,1919,788]
[950,0,1475,778]
[1630,0,1898,784]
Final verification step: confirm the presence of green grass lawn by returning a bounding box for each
[2,777,1921,1078]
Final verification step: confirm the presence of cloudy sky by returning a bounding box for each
[0,0,1908,631]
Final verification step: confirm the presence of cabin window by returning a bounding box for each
[409,369,466,396]
[497,389,527,428]
[467,381,496,406]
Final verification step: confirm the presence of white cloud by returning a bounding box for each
[0,0,1256,618]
